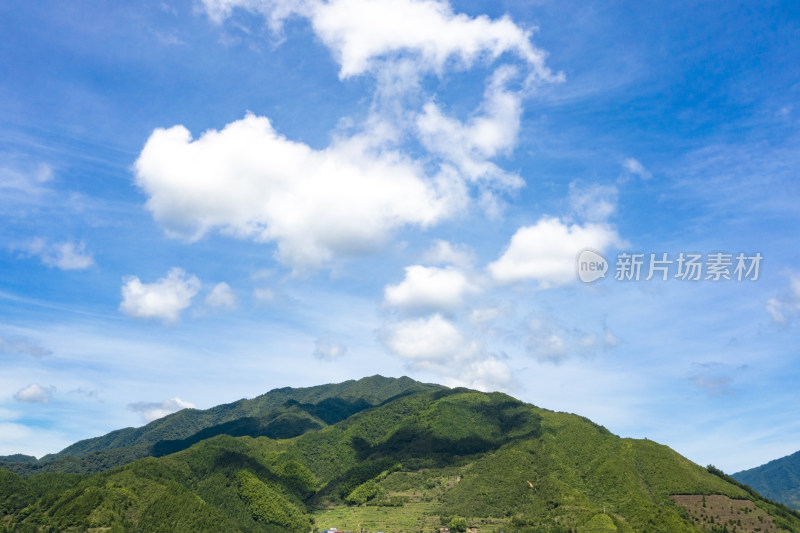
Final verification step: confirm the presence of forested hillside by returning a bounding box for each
[2,378,799,532]
[735,450,800,511]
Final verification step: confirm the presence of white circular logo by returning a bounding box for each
[577,249,608,283]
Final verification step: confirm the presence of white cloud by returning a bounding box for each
[416,66,526,193]
[14,383,55,404]
[455,357,513,392]
[313,337,347,360]
[134,114,462,269]
[384,265,477,311]
[206,282,237,310]
[24,238,94,270]
[128,397,196,423]
[140,1,563,271]
[421,239,474,267]
[380,313,514,391]
[381,313,467,362]
[202,0,560,82]
[569,181,618,222]
[314,0,556,80]
[766,272,800,325]
[488,217,625,287]
[766,297,786,325]
[622,157,652,180]
[119,268,201,323]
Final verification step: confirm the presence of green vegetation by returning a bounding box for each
[2,376,800,532]
[236,470,312,531]
[0,375,441,477]
[733,450,800,511]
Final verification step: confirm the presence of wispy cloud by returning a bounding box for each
[22,238,95,271]
[0,161,53,195]
[569,181,618,223]
[313,337,347,360]
[622,157,652,181]
[0,336,51,358]
[766,272,800,325]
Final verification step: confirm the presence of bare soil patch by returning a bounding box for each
[671,494,778,532]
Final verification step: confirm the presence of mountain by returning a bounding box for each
[734,450,800,511]
[0,375,441,477]
[2,377,800,532]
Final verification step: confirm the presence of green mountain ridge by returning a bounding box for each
[0,375,440,477]
[2,376,799,532]
[53,375,441,458]
[734,450,800,511]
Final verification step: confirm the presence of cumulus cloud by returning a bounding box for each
[202,0,560,82]
[128,397,196,423]
[205,282,237,310]
[455,358,514,392]
[622,157,652,180]
[384,265,477,312]
[380,313,513,390]
[24,238,94,270]
[137,1,563,270]
[568,181,618,222]
[134,115,461,269]
[382,314,467,362]
[488,217,625,287]
[0,336,51,358]
[766,272,800,325]
[14,384,55,404]
[119,268,201,323]
[313,337,347,360]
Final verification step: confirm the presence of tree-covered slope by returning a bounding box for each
[54,375,441,457]
[3,382,800,532]
[734,450,800,511]
[0,375,441,477]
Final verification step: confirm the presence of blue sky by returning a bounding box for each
[1,0,799,473]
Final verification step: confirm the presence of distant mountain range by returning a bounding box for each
[734,450,800,512]
[2,375,799,532]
